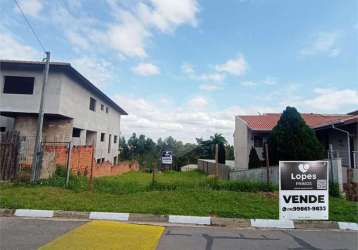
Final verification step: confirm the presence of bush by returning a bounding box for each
[248,147,261,169]
[40,167,88,192]
[329,182,340,198]
[268,107,324,164]
[218,143,226,164]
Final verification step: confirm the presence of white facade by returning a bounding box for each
[234,116,269,169]
[0,60,127,163]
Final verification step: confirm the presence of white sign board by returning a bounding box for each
[279,161,329,220]
[161,151,173,165]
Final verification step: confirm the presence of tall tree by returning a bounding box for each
[268,106,324,164]
[248,147,261,169]
[118,136,130,160]
[225,145,235,160]
[210,133,227,145]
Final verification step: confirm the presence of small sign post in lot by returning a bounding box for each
[279,161,329,220]
[161,151,173,165]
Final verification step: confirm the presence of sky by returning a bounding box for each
[0,0,357,143]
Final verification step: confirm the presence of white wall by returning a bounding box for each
[59,74,122,162]
[0,66,123,163]
[0,68,62,114]
[0,115,14,133]
[234,116,249,169]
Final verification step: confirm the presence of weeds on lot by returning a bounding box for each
[36,169,277,194]
[37,168,88,192]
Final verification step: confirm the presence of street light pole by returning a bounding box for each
[31,51,50,182]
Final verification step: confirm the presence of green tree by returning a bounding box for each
[225,145,235,160]
[248,147,261,169]
[196,133,229,160]
[218,143,226,164]
[210,133,227,145]
[118,136,130,160]
[268,106,324,164]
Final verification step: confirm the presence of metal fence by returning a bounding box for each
[0,131,72,181]
[0,131,20,180]
[41,141,71,179]
[327,149,357,168]
[353,151,358,169]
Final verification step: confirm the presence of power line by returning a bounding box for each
[13,0,47,52]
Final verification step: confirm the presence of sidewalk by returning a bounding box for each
[1,208,358,231]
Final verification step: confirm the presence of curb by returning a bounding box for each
[251,219,294,229]
[14,209,54,218]
[89,212,129,221]
[338,222,358,231]
[2,209,357,231]
[169,215,211,225]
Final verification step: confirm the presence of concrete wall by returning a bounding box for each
[0,115,14,133]
[59,73,122,162]
[230,166,279,185]
[0,67,123,163]
[197,159,231,180]
[234,116,249,169]
[0,69,62,114]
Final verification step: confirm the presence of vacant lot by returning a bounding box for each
[0,170,357,222]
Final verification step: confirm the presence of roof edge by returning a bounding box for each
[1,59,128,115]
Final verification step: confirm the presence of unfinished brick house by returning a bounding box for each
[0,60,128,165]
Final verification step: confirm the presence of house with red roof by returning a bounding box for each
[233,112,358,169]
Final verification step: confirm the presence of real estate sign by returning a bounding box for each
[279,161,329,220]
[161,151,173,165]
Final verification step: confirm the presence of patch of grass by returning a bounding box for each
[0,183,356,221]
[2,170,356,222]
[0,183,277,218]
[40,169,276,194]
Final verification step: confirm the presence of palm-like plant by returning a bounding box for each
[209,133,227,145]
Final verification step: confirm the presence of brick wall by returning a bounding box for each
[71,146,94,175]
[43,145,138,178]
[92,161,139,177]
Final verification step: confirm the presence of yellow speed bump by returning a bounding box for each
[39,220,165,250]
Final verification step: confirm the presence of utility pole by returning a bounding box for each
[31,51,50,182]
[215,144,219,177]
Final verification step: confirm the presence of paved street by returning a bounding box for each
[0,217,357,250]
[158,226,357,250]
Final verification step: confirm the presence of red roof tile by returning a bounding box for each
[238,113,352,131]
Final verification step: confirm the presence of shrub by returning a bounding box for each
[329,182,340,198]
[248,147,261,169]
[268,106,324,165]
[218,143,226,164]
[40,167,88,192]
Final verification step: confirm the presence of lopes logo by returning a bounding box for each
[298,164,310,173]
[291,163,316,181]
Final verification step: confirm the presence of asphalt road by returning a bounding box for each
[0,217,85,250]
[0,217,357,250]
[158,226,358,250]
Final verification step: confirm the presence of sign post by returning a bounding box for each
[279,161,329,220]
[161,151,173,170]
